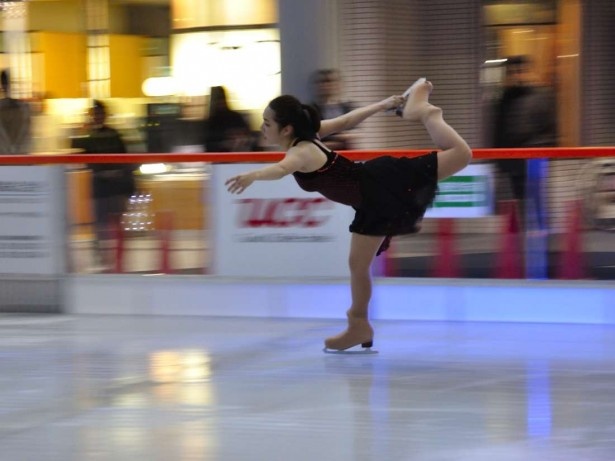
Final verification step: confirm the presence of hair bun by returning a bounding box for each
[301,104,320,133]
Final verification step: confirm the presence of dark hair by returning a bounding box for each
[209,85,230,115]
[92,99,107,113]
[268,95,321,140]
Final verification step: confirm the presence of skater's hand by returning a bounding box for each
[225,173,255,194]
[381,95,405,111]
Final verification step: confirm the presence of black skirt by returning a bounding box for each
[349,152,438,239]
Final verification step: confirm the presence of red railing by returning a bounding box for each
[0,147,613,165]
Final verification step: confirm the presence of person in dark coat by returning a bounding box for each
[205,86,253,152]
[492,55,557,206]
[72,100,136,267]
[0,69,31,154]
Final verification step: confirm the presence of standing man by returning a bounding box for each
[71,100,136,269]
[0,69,31,154]
[492,55,557,213]
[309,69,356,151]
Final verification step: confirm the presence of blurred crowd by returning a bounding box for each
[0,68,363,158]
[0,59,557,160]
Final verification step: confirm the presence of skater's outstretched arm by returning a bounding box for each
[319,95,403,140]
[225,149,308,194]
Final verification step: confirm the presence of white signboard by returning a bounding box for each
[0,166,66,275]
[211,164,354,277]
[426,163,494,218]
[211,162,494,276]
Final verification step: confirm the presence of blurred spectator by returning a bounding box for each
[71,100,137,268]
[0,69,32,154]
[309,69,356,150]
[204,86,254,152]
[492,55,557,209]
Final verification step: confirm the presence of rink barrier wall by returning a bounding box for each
[66,274,615,325]
[1,148,615,322]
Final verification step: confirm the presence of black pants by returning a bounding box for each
[496,159,527,203]
[93,195,129,242]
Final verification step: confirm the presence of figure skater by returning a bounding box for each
[226,78,472,352]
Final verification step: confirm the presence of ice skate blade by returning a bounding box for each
[323,346,379,355]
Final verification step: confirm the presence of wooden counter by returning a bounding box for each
[67,169,208,238]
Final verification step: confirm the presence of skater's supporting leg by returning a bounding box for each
[324,233,383,351]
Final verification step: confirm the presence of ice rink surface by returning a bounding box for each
[1,314,615,460]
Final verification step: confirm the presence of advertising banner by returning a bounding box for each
[426,163,494,218]
[0,166,66,275]
[211,164,354,277]
[211,162,494,277]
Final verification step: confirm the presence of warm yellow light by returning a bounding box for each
[139,163,168,175]
[172,0,277,29]
[149,349,212,384]
[141,76,178,97]
[171,29,280,108]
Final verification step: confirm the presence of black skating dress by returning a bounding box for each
[292,139,438,255]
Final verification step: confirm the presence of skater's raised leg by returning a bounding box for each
[402,79,472,179]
